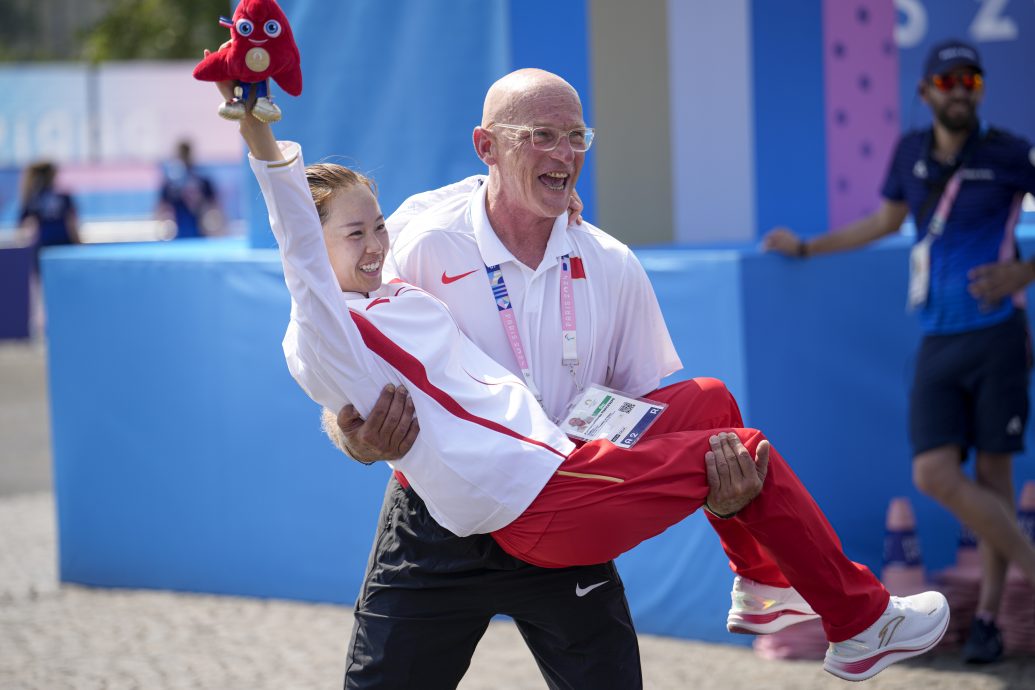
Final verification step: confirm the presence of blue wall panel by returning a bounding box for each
[507,0,595,220]
[751,0,829,236]
[741,239,924,566]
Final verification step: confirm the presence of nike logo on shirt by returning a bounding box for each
[575,581,608,597]
[441,269,478,284]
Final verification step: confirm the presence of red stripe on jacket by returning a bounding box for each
[348,309,568,459]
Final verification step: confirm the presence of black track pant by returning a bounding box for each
[344,478,643,690]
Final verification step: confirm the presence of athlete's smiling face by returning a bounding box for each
[322,184,388,295]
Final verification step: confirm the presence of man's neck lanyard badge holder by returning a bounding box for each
[907,172,964,310]
[907,127,987,310]
[485,255,580,405]
[485,255,668,448]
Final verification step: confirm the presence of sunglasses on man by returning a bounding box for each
[930,72,983,93]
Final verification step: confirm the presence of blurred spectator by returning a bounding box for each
[17,160,80,337]
[156,140,223,239]
[18,160,80,271]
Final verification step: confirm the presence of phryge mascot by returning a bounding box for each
[193,0,302,123]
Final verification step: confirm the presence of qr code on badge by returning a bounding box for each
[619,401,635,413]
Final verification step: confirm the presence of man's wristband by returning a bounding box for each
[340,437,376,466]
[704,502,738,520]
[796,239,810,258]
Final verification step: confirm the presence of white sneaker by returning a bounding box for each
[727,576,819,634]
[250,97,282,123]
[823,591,949,681]
[218,100,246,121]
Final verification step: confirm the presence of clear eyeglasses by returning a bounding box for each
[491,124,596,152]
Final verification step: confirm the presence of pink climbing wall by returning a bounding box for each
[822,1,900,230]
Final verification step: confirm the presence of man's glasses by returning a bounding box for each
[491,124,595,152]
[930,72,983,93]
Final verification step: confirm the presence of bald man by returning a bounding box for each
[330,69,741,689]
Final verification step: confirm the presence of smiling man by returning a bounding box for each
[764,39,1035,665]
[382,70,675,417]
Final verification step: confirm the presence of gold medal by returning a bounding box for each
[245,47,270,73]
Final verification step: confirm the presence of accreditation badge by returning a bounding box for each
[907,235,933,311]
[558,384,666,449]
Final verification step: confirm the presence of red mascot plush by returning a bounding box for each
[193,0,302,123]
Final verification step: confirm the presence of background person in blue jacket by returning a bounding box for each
[765,39,1035,664]
[18,160,79,272]
[17,159,80,337]
[156,140,221,239]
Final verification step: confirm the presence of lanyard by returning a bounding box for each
[907,169,965,311]
[485,255,580,403]
[926,170,964,239]
[559,255,578,366]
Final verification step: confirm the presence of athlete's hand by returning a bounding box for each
[568,189,584,226]
[704,432,769,518]
[761,227,801,257]
[336,384,419,463]
[968,260,1035,307]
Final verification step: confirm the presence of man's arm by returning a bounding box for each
[763,199,909,258]
[967,145,1035,304]
[967,259,1035,305]
[324,384,419,463]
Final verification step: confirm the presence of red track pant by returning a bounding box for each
[491,378,890,642]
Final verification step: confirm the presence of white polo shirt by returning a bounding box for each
[253,143,573,536]
[388,177,682,421]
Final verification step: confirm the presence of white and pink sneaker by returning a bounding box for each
[823,591,949,681]
[726,576,820,635]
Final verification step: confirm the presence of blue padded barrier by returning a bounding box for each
[42,232,1035,643]
[43,240,390,603]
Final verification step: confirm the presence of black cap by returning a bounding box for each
[923,39,982,78]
